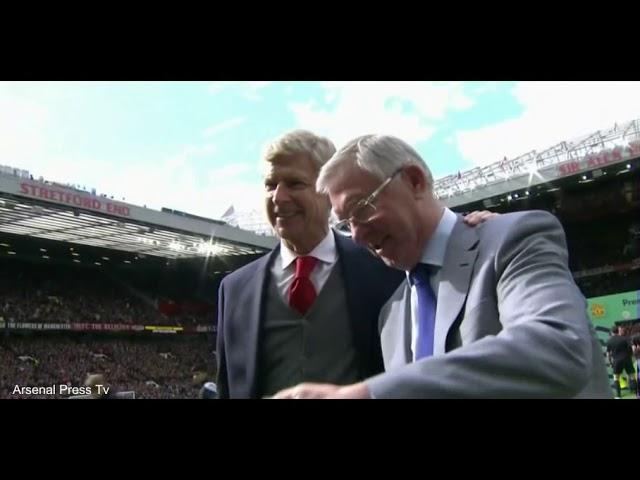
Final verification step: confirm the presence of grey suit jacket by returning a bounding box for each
[367,210,612,398]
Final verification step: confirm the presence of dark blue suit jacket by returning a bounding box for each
[216,232,404,399]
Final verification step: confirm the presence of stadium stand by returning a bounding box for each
[1,118,639,398]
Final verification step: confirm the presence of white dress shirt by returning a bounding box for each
[407,207,457,360]
[270,230,339,305]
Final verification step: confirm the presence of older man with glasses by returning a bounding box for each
[273,134,612,399]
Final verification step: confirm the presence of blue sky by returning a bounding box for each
[1,81,638,218]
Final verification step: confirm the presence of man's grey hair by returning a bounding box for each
[263,129,336,171]
[316,134,433,194]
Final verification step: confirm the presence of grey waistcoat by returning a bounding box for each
[257,262,359,397]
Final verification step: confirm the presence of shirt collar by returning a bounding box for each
[405,207,457,281]
[280,230,337,271]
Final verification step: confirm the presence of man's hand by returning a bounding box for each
[463,210,499,226]
[271,382,371,399]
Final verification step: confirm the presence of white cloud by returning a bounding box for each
[470,81,500,95]
[455,81,640,167]
[288,81,474,148]
[0,88,50,168]
[106,148,264,218]
[207,81,235,94]
[28,141,263,220]
[181,143,219,159]
[207,163,252,179]
[203,117,246,137]
[208,81,272,101]
[242,81,272,102]
[289,82,473,147]
[138,166,264,219]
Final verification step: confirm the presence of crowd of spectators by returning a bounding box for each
[0,334,216,399]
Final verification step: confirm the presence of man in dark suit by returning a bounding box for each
[216,130,493,399]
[216,130,405,398]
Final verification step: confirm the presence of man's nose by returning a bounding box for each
[272,184,291,204]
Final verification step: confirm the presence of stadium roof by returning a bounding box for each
[437,118,640,208]
[0,173,277,260]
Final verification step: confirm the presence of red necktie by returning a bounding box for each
[288,256,318,315]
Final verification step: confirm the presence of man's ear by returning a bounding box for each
[401,165,430,198]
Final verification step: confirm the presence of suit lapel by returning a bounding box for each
[334,233,370,372]
[433,218,479,356]
[244,247,279,398]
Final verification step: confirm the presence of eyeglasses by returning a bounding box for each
[332,168,403,236]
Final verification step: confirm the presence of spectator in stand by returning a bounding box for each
[606,325,636,398]
[631,335,640,398]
